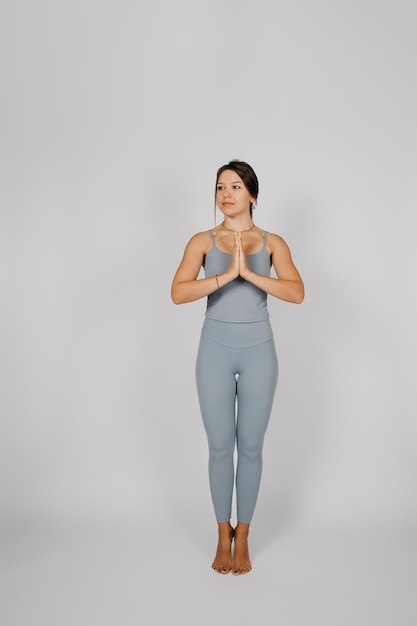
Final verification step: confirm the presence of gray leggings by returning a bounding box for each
[196,318,278,524]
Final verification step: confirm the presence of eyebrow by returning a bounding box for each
[217,180,242,185]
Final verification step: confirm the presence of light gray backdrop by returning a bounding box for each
[1,1,416,620]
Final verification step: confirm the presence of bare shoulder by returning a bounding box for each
[190,229,212,244]
[266,230,302,282]
[173,230,212,279]
[185,229,212,254]
[265,231,292,255]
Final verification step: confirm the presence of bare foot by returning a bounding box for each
[212,522,234,574]
[231,522,252,575]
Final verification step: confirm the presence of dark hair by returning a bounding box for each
[215,160,259,219]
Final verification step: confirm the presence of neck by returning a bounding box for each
[222,219,254,233]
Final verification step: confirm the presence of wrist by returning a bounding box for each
[241,268,254,281]
[223,271,236,283]
[215,273,230,289]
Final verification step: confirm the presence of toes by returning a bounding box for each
[212,564,230,574]
[231,566,251,575]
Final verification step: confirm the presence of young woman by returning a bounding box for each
[171,160,304,575]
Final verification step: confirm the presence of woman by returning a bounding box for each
[171,160,304,575]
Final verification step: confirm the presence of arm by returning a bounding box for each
[171,231,239,304]
[239,232,304,304]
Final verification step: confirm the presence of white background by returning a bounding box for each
[1,1,416,624]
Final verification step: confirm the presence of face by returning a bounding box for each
[216,170,255,217]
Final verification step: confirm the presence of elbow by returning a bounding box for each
[171,287,184,305]
[294,286,305,304]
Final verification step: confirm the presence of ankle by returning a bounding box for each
[217,521,233,536]
[234,522,250,538]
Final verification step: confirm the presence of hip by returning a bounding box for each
[200,318,275,349]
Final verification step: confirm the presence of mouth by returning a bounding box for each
[222,202,234,207]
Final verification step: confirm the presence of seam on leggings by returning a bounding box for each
[200,333,274,350]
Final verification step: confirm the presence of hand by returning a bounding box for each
[237,232,252,279]
[226,232,240,280]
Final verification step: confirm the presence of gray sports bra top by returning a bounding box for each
[204,230,271,322]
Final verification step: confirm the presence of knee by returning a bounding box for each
[208,438,234,461]
[237,435,264,459]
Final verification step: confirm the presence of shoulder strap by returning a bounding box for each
[263,231,268,246]
[209,229,216,246]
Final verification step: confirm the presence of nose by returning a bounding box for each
[223,187,231,198]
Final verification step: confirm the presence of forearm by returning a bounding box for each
[171,272,234,304]
[244,271,304,304]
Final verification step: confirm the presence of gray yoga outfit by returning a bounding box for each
[195,231,278,524]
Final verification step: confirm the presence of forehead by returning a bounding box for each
[217,169,244,185]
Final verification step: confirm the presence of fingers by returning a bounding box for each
[237,232,244,255]
[233,233,241,259]
[237,233,250,278]
[232,232,239,257]
[227,232,240,279]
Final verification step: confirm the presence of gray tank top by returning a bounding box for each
[204,230,271,322]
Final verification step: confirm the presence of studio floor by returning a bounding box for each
[1,515,415,626]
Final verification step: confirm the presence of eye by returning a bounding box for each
[233,185,241,189]
[216,185,224,191]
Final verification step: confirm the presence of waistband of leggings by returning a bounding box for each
[200,318,274,349]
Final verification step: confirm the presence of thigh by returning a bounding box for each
[195,336,237,445]
[236,339,279,443]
